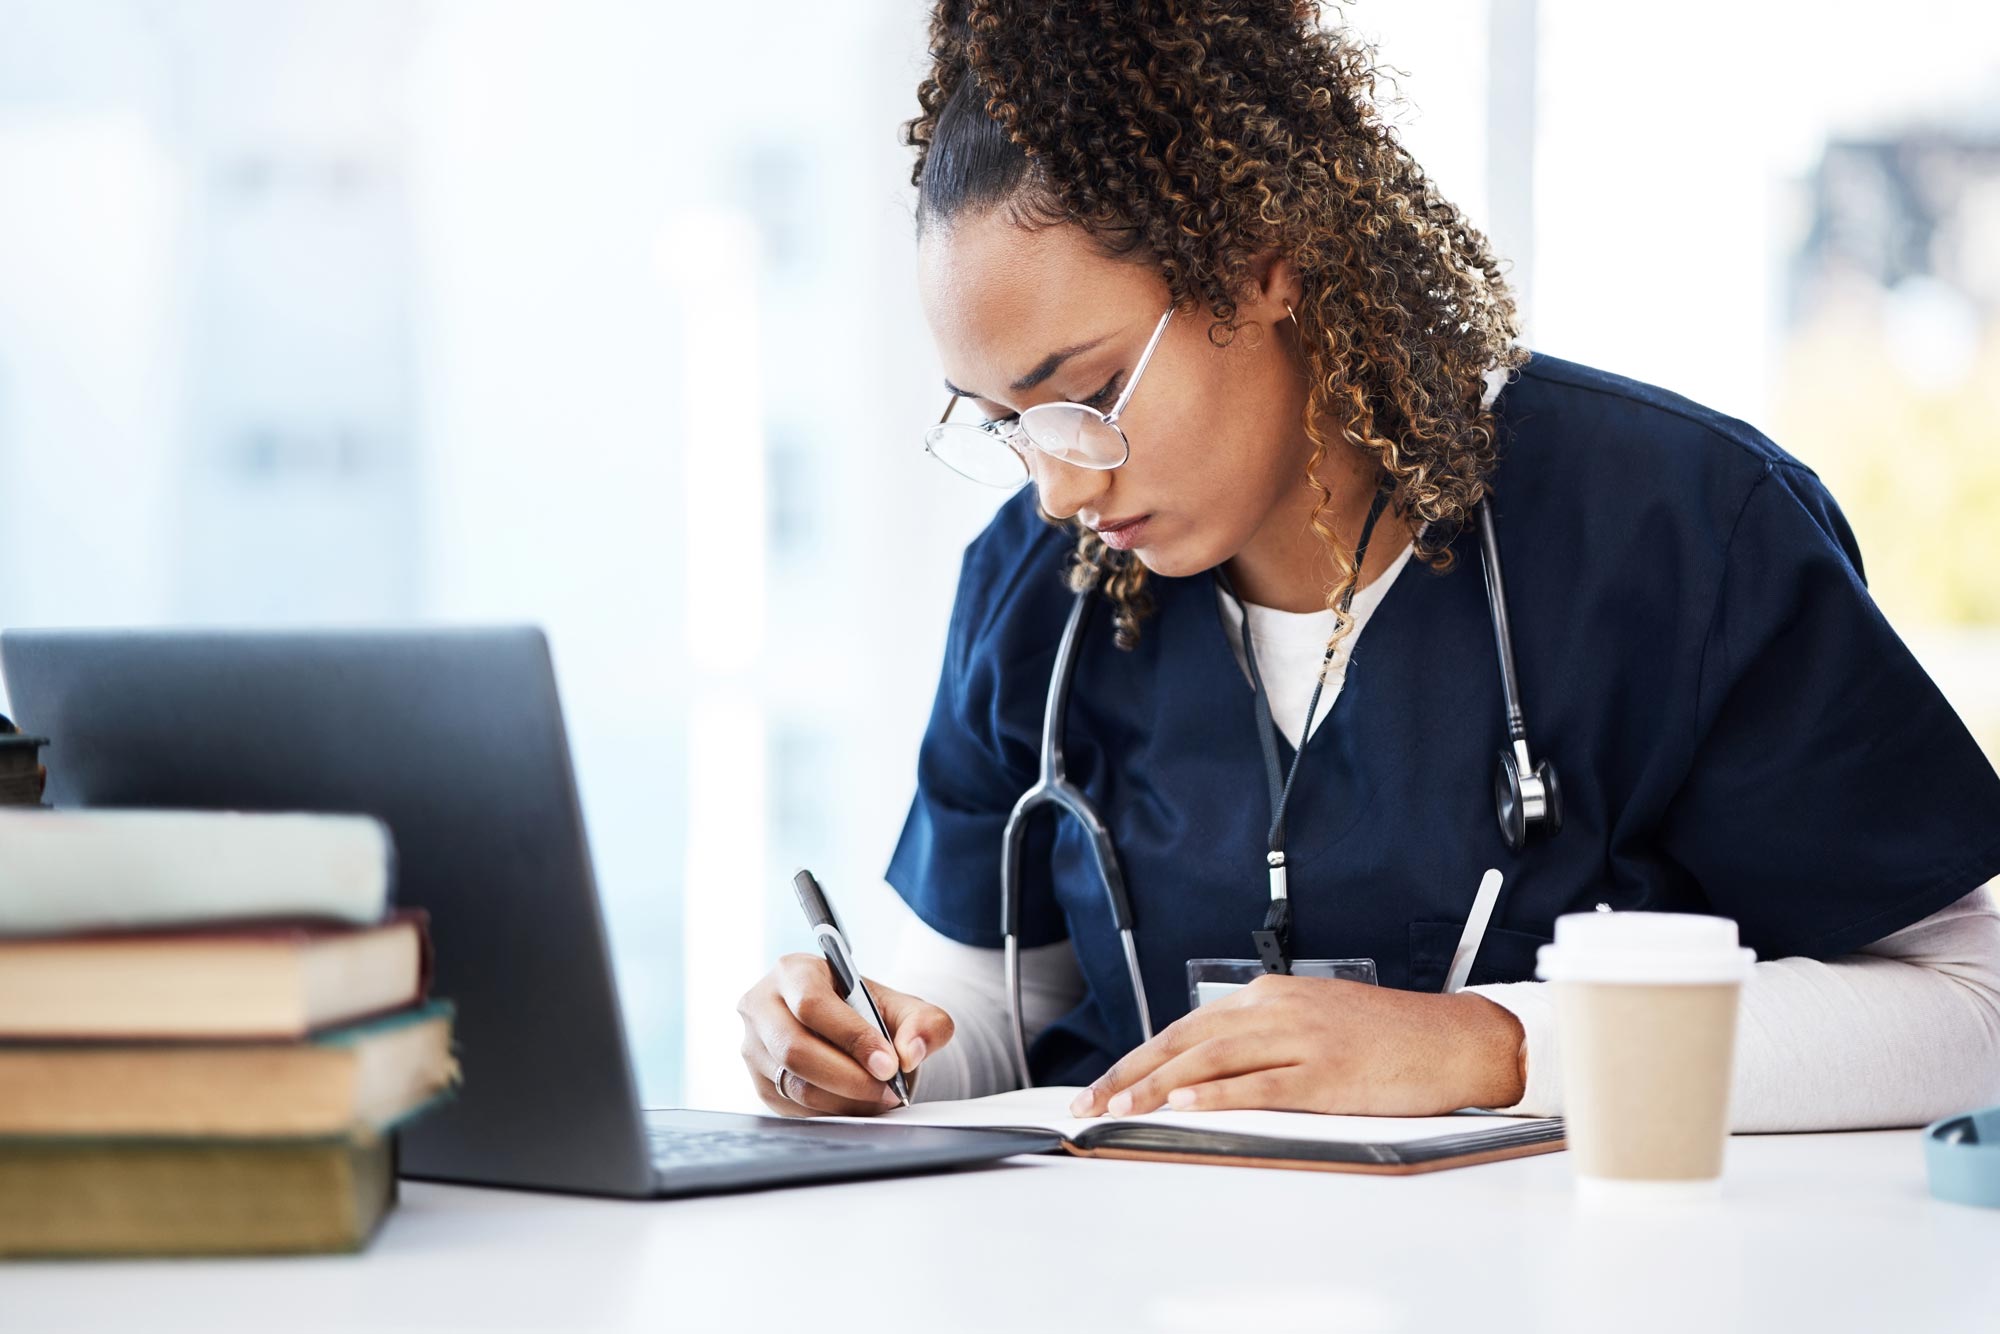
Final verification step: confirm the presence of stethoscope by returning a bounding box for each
[999,492,1562,1087]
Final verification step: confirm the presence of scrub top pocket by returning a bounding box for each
[1406,919,1553,992]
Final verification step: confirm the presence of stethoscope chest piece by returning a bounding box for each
[1494,742,1563,852]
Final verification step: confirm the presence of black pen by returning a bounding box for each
[791,868,911,1107]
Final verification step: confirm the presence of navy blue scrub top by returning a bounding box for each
[885,350,2000,1089]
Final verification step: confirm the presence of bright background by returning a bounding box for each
[2,0,1995,1110]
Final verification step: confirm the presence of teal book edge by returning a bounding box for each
[0,1084,459,1152]
[0,998,456,1051]
[309,997,455,1047]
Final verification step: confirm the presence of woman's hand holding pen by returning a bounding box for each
[1066,975,1527,1119]
[738,955,954,1117]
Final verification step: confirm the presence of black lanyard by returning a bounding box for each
[1213,483,1391,972]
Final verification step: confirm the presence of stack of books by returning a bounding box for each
[0,808,459,1258]
[0,713,48,807]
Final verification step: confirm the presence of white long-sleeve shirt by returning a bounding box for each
[888,879,2000,1130]
[886,530,2000,1130]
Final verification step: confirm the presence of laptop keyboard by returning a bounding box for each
[647,1125,873,1172]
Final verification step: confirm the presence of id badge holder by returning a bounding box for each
[1187,957,1379,1009]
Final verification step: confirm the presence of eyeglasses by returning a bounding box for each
[922,305,1176,488]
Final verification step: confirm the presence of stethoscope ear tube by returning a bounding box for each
[1000,588,1155,1088]
[999,788,1037,1086]
[1476,498,1528,745]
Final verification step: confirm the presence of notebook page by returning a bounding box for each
[840,1086,1547,1143]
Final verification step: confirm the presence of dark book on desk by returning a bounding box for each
[0,719,48,807]
[0,911,433,1041]
[0,1000,459,1138]
[1052,1114,1565,1174]
[862,1088,1566,1176]
[0,1132,400,1257]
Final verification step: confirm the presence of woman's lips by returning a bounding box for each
[1096,515,1151,551]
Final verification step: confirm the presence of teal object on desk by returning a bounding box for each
[1925,1106,2000,1208]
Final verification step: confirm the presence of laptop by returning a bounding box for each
[0,627,1054,1198]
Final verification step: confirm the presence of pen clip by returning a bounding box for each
[815,924,859,997]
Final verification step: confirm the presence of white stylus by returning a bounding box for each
[1444,868,1506,993]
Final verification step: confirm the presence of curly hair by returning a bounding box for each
[904,0,1529,653]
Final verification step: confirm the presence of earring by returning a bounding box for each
[1283,300,1300,327]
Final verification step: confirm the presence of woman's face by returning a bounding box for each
[918,212,1311,579]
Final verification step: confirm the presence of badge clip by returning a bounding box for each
[1252,897,1292,975]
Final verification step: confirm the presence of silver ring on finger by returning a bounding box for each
[773,1065,794,1103]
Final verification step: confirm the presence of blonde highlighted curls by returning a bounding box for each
[906,0,1528,653]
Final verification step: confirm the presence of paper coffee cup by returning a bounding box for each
[1537,912,1755,1199]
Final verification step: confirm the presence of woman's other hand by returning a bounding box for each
[1066,975,1526,1118]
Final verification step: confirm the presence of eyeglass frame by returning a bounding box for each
[923,303,1177,486]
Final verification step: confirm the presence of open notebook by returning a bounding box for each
[839,1086,1564,1176]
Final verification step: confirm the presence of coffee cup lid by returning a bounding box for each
[1536,911,1756,984]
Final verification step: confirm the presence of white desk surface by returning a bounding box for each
[5,1128,1997,1333]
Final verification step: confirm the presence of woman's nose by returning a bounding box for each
[1028,451,1112,523]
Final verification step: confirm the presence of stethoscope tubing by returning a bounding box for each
[1001,589,1154,1086]
[999,495,1550,1087]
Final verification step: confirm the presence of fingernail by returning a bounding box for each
[1166,1088,1195,1109]
[1106,1091,1134,1116]
[1067,1090,1093,1116]
[866,1049,897,1080]
[905,1037,927,1068]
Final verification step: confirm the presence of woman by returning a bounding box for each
[738,0,2000,1127]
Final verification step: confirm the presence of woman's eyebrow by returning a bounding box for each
[942,331,1115,401]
